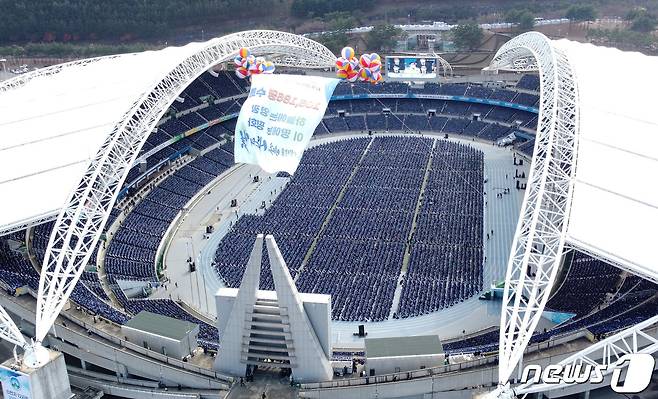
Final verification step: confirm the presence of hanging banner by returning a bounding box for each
[234,74,339,174]
[0,366,31,399]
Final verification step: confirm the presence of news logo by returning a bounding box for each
[520,353,655,394]
[610,354,655,394]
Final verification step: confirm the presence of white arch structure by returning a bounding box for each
[0,30,335,367]
[434,54,454,78]
[489,31,580,387]
[488,32,658,397]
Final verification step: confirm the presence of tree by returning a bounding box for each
[587,27,657,50]
[366,24,402,52]
[315,12,357,55]
[506,9,535,32]
[0,0,278,44]
[290,0,367,19]
[625,8,657,33]
[452,22,483,50]
[518,12,536,31]
[630,14,657,32]
[325,11,358,31]
[625,7,647,22]
[565,5,597,22]
[317,32,350,54]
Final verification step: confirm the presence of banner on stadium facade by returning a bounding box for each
[234,74,339,174]
[0,366,31,399]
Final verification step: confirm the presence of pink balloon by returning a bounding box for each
[235,67,249,79]
[359,54,372,69]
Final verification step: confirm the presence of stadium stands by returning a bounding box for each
[546,252,621,315]
[444,253,658,354]
[516,74,541,91]
[516,139,535,157]
[106,143,235,293]
[123,73,540,195]
[0,72,577,356]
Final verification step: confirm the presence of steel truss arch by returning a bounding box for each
[0,55,122,93]
[0,306,27,349]
[488,32,580,386]
[5,30,336,363]
[434,54,454,77]
[515,314,658,395]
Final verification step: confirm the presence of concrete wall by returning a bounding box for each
[303,299,331,359]
[216,292,235,335]
[367,354,444,375]
[122,324,199,359]
[0,293,230,390]
[31,352,72,399]
[68,373,223,399]
[4,351,73,399]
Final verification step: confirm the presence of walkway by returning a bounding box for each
[389,138,436,319]
[226,367,297,399]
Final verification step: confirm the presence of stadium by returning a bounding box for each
[0,27,657,399]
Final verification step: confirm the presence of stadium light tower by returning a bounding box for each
[1,30,335,370]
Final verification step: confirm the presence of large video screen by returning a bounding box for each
[385,56,437,79]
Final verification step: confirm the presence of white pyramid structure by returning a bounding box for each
[214,234,333,382]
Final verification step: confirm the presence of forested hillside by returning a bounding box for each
[0,0,655,57]
[3,0,654,45]
[0,0,279,43]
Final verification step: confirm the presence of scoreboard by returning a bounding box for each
[385,56,438,80]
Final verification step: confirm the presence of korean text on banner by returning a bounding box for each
[234,74,339,174]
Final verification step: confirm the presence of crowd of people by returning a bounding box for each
[213,136,487,322]
[397,142,484,318]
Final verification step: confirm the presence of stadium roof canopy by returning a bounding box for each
[487,32,658,390]
[0,42,209,232]
[0,31,336,236]
[557,39,658,281]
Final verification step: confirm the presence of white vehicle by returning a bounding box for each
[10,65,29,74]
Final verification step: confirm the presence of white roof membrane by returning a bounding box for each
[0,42,208,231]
[557,39,658,281]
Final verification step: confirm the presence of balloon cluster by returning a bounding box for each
[234,47,275,79]
[357,52,383,84]
[335,47,359,82]
[335,47,382,84]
